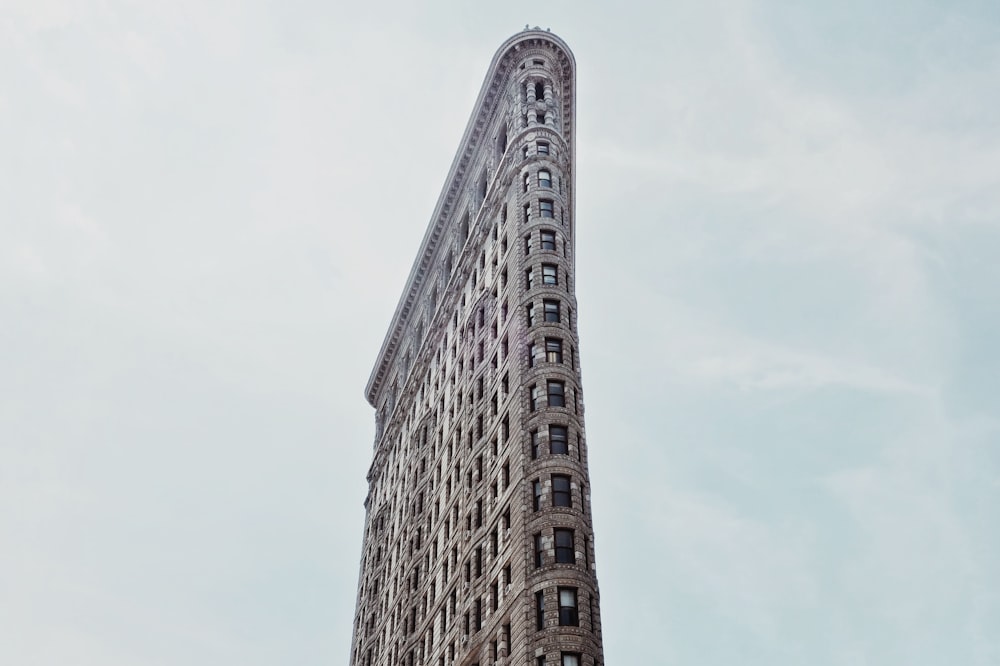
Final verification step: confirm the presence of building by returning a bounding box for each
[350,29,604,666]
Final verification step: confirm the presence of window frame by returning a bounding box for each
[539,199,554,218]
[545,337,563,363]
[557,587,579,626]
[540,229,556,251]
[535,590,545,630]
[554,528,575,564]
[547,380,565,407]
[549,424,568,454]
[543,299,560,323]
[552,474,572,507]
[561,653,581,666]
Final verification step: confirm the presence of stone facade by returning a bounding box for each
[350,30,604,666]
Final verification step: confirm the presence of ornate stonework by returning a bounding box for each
[351,30,604,666]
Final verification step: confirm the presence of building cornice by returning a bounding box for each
[364,29,576,407]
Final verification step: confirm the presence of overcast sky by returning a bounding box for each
[2,1,999,664]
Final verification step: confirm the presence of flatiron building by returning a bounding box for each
[350,29,605,666]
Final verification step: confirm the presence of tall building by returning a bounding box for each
[350,30,604,666]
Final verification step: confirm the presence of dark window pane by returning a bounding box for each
[543,300,560,322]
[541,230,556,250]
[550,425,568,454]
[558,587,578,626]
[554,528,575,563]
[552,474,572,507]
[547,380,565,407]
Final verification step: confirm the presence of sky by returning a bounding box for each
[1,0,998,664]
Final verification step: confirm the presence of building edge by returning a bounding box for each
[364,28,576,410]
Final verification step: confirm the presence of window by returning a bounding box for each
[543,299,560,322]
[533,533,543,568]
[541,230,556,251]
[525,268,534,290]
[547,380,565,407]
[524,233,531,255]
[536,112,545,124]
[534,81,545,100]
[526,303,536,327]
[529,384,539,411]
[558,588,579,626]
[533,479,543,511]
[542,264,557,285]
[523,172,531,193]
[554,528,575,563]
[538,170,551,188]
[537,658,546,666]
[550,425,568,454]
[552,474,571,507]
[535,590,545,630]
[524,204,531,223]
[530,429,539,459]
[545,338,562,363]
[539,199,554,218]
[561,654,580,666]
[537,141,549,155]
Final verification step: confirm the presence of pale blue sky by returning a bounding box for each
[1,1,998,664]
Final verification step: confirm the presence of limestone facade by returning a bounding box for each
[350,30,604,666]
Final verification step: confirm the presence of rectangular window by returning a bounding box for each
[552,474,571,507]
[523,172,531,193]
[539,200,554,218]
[547,380,565,407]
[542,264,557,285]
[543,299,560,323]
[524,204,531,223]
[533,532,543,568]
[545,338,563,363]
[538,170,551,188]
[561,654,580,666]
[475,597,482,630]
[537,141,550,155]
[533,479,543,511]
[550,425,568,454]
[541,230,556,250]
[535,590,545,630]
[537,658,546,666]
[529,384,539,411]
[525,267,534,290]
[558,588,579,626]
[524,233,531,255]
[530,429,539,459]
[554,528,575,564]
[528,342,536,368]
[527,303,536,327]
